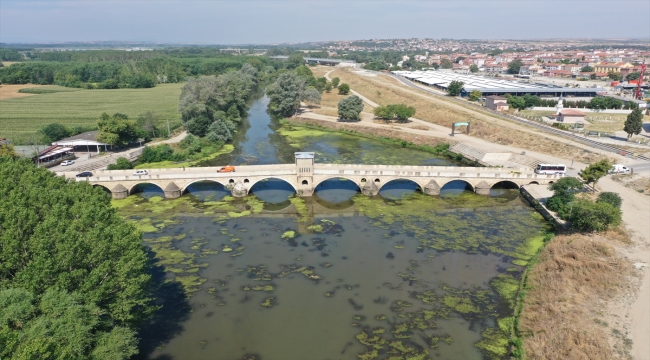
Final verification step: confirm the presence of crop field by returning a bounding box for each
[0,83,184,144]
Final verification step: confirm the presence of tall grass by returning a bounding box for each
[0,83,184,144]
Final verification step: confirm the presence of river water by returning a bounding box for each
[123,95,548,360]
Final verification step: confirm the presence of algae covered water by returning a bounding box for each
[121,95,549,359]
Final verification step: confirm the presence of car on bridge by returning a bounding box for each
[217,165,235,173]
[76,171,93,178]
[133,170,148,176]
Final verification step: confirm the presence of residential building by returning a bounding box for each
[486,96,509,111]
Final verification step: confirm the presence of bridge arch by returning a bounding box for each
[180,179,228,193]
[92,184,112,196]
[248,177,298,193]
[313,176,362,192]
[129,182,165,196]
[439,179,475,193]
[490,180,520,190]
[377,178,424,192]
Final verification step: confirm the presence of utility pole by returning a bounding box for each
[166,118,171,138]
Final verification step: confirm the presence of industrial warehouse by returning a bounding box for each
[391,70,608,97]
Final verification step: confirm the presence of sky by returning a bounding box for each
[1,0,649,44]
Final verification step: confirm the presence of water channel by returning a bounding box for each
[124,94,549,360]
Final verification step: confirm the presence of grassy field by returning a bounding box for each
[0,83,184,144]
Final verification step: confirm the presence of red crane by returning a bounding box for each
[634,60,646,100]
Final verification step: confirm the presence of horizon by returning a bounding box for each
[2,0,649,44]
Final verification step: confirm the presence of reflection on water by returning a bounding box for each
[249,178,296,204]
[378,179,420,200]
[185,181,230,202]
[440,180,474,198]
[313,178,359,204]
[131,183,164,199]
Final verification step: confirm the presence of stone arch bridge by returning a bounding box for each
[65,153,560,199]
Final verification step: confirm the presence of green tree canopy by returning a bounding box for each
[39,123,70,143]
[0,157,154,357]
[597,192,622,209]
[331,77,340,88]
[302,87,322,106]
[267,71,306,117]
[338,95,364,121]
[469,64,479,73]
[545,176,583,216]
[338,83,351,95]
[96,113,141,146]
[508,59,523,74]
[625,72,641,81]
[580,65,594,72]
[286,54,305,69]
[446,80,464,96]
[324,82,333,93]
[107,157,134,170]
[391,104,416,121]
[569,199,622,232]
[507,96,526,110]
[469,90,482,101]
[137,111,159,139]
[624,108,644,139]
[579,159,612,192]
[440,58,453,69]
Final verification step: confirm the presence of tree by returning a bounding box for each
[206,120,233,143]
[0,143,18,158]
[391,104,416,122]
[286,53,305,69]
[373,106,394,121]
[569,199,622,232]
[39,123,70,143]
[137,111,158,139]
[607,71,622,81]
[302,87,322,106]
[178,134,201,154]
[267,72,306,117]
[590,73,598,80]
[338,95,364,121]
[185,115,213,137]
[440,58,453,69]
[545,177,583,215]
[624,108,643,139]
[579,159,611,193]
[446,80,464,96]
[0,157,153,356]
[331,77,340,88]
[597,192,622,209]
[107,157,133,170]
[96,113,140,146]
[508,59,524,74]
[469,90,482,101]
[507,96,526,110]
[469,64,479,73]
[0,288,138,359]
[324,82,333,93]
[580,65,594,72]
[338,83,351,95]
[430,63,440,70]
[625,72,641,81]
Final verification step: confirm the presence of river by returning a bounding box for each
[122,94,549,360]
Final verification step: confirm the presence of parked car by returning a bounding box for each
[608,164,631,174]
[76,171,93,178]
[217,165,235,173]
[61,160,75,166]
[133,170,148,176]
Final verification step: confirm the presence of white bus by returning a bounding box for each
[535,164,566,175]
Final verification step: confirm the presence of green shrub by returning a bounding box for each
[597,192,622,209]
[569,199,622,232]
[107,157,133,170]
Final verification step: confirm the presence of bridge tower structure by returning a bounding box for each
[295,152,315,197]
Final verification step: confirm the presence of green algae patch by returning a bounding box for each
[281,230,296,240]
[261,297,275,308]
[475,327,510,359]
[173,275,207,293]
[133,218,159,233]
[227,210,251,218]
[307,224,323,233]
[442,295,480,314]
[490,274,520,311]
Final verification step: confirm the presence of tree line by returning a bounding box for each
[0,54,274,89]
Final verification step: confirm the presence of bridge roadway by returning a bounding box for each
[64,153,560,199]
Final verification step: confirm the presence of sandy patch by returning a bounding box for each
[0,84,48,100]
